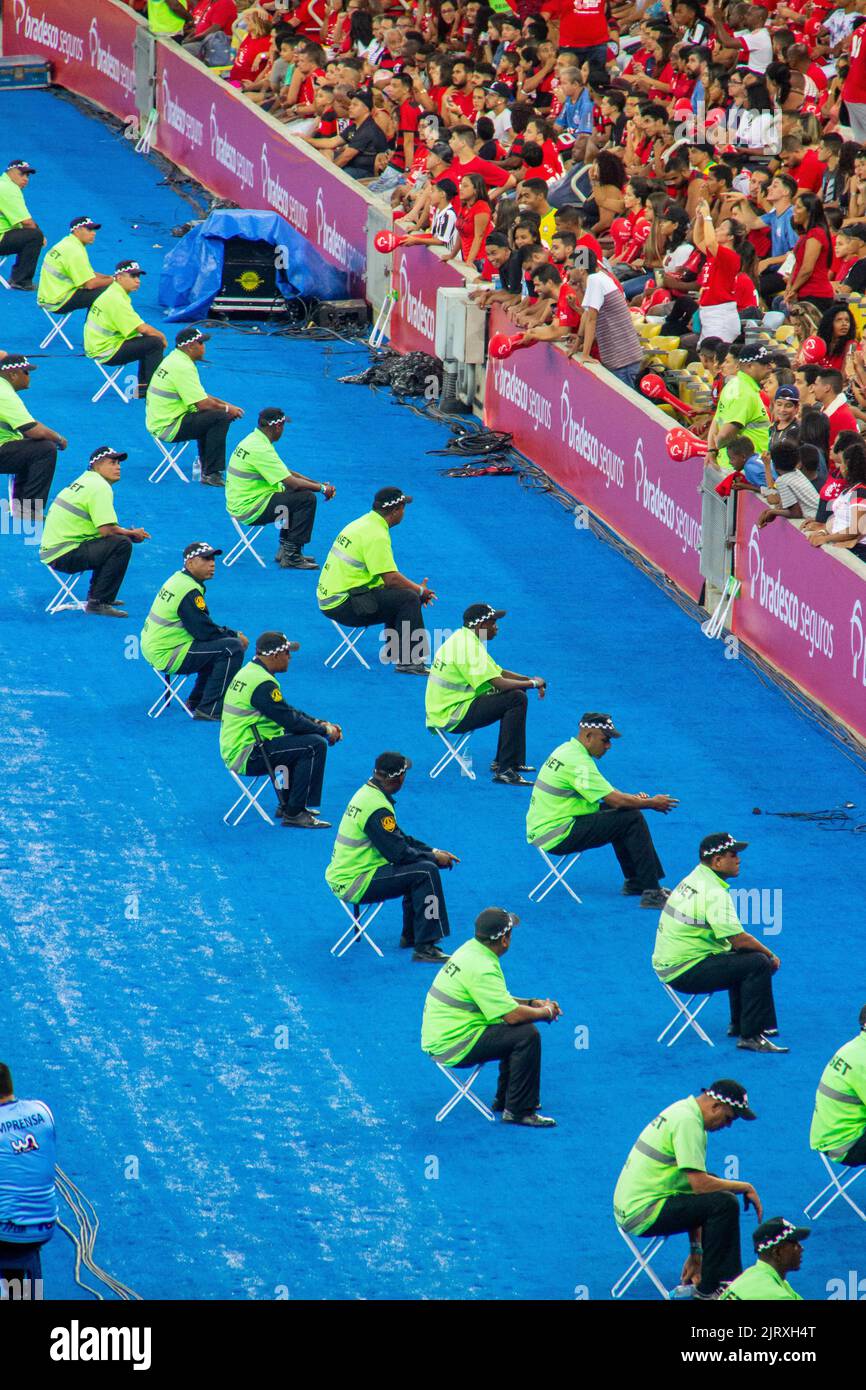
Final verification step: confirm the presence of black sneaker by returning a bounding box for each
[737,1034,789,1054]
[85,601,127,617]
[277,550,319,570]
[490,762,536,773]
[394,662,430,675]
[280,810,332,829]
[493,768,534,785]
[639,888,671,909]
[9,280,35,291]
[621,879,643,897]
[200,472,225,488]
[502,1110,557,1128]
[412,944,450,963]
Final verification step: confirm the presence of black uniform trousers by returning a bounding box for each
[326,587,428,666]
[103,335,164,389]
[246,732,328,815]
[58,286,105,313]
[0,226,42,285]
[642,1191,743,1296]
[451,688,528,772]
[50,536,132,604]
[551,808,663,890]
[842,1131,866,1166]
[667,949,778,1040]
[0,437,56,510]
[252,487,317,551]
[359,859,450,947]
[455,1021,541,1117]
[0,1238,47,1291]
[173,409,232,477]
[176,636,245,716]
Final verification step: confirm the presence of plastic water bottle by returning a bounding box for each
[192,458,202,483]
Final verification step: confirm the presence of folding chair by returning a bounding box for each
[657,982,714,1048]
[324,620,371,671]
[91,362,130,404]
[804,1152,866,1223]
[527,848,582,906]
[433,1061,495,1124]
[611,1227,671,1300]
[223,772,277,828]
[223,515,266,569]
[148,439,190,485]
[428,728,475,781]
[45,569,87,615]
[147,669,194,720]
[39,306,75,352]
[0,258,9,290]
[330,899,384,958]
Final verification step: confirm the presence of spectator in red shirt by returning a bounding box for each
[692,200,745,344]
[783,191,835,312]
[812,368,860,445]
[448,126,514,197]
[183,0,237,63]
[386,72,422,172]
[447,173,493,275]
[549,0,609,68]
[778,131,827,192]
[226,9,272,86]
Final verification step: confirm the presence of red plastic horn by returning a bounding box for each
[489,332,528,359]
[640,372,695,415]
[666,427,709,461]
[373,230,406,253]
[799,335,827,365]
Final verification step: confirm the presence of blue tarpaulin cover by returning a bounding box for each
[158,208,348,321]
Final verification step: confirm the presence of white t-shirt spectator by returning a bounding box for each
[735,26,773,74]
[431,204,458,251]
[767,470,820,518]
[491,108,513,143]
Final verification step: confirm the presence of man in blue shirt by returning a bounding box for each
[0,1061,57,1294]
[757,173,797,302]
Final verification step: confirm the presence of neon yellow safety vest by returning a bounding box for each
[525,738,613,850]
[147,0,189,36]
[324,781,393,901]
[425,626,502,730]
[140,570,202,674]
[316,511,395,611]
[810,1031,866,1162]
[720,1261,803,1301]
[219,661,285,775]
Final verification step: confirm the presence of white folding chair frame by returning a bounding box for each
[39,306,75,352]
[804,1152,866,1223]
[528,849,582,906]
[434,1062,494,1123]
[324,620,371,671]
[92,362,130,404]
[148,438,190,485]
[611,1228,671,1300]
[0,258,9,290]
[428,728,475,781]
[147,670,194,720]
[330,899,384,958]
[223,515,266,569]
[223,772,276,827]
[45,569,87,615]
[657,983,714,1048]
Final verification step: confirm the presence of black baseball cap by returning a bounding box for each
[351,89,374,109]
[704,1079,756,1121]
[484,82,512,100]
[255,631,300,655]
[7,159,36,174]
[115,260,146,277]
[775,385,799,401]
[183,541,223,560]
[463,603,506,629]
[375,751,412,777]
[176,327,211,347]
[70,216,101,231]
[475,907,520,941]
[89,445,128,464]
[373,486,413,511]
[579,712,621,738]
[700,833,748,861]
[0,353,35,374]
[753,1218,810,1253]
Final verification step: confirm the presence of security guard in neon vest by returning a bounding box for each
[526,712,677,909]
[84,261,167,397]
[141,542,248,720]
[0,159,43,291]
[220,631,342,828]
[37,216,112,315]
[0,1060,58,1294]
[147,0,191,36]
[325,751,458,962]
[613,1079,761,1300]
[146,327,243,486]
[226,407,334,568]
[719,1218,808,1301]
[810,1003,866,1168]
[426,603,546,785]
[39,445,150,617]
[317,487,435,675]
[421,907,561,1125]
[653,833,786,1055]
[0,353,66,519]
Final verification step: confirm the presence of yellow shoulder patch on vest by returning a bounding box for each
[270,687,283,702]
[381,814,396,832]
[194,594,206,610]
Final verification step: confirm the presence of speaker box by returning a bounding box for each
[211,238,288,317]
[315,299,370,333]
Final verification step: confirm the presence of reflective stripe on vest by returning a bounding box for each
[817,1081,862,1105]
[44,264,73,284]
[426,984,482,1014]
[222,701,258,773]
[662,903,703,928]
[532,779,576,798]
[429,1034,484,1063]
[54,498,90,521]
[531,824,572,849]
[148,386,180,400]
[617,1199,664,1234]
[633,1138,676,1165]
[822,1139,857,1160]
[334,832,371,848]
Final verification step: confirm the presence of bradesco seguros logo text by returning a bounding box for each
[314,188,365,276]
[849,598,866,687]
[13,1,84,64]
[633,437,701,554]
[209,105,255,190]
[260,143,308,234]
[88,18,135,97]
[747,524,834,659]
[559,379,624,487]
[397,256,436,344]
[159,72,204,147]
[490,354,551,432]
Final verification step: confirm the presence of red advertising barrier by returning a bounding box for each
[732,491,866,742]
[389,244,466,355]
[2,0,140,120]
[483,307,705,600]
